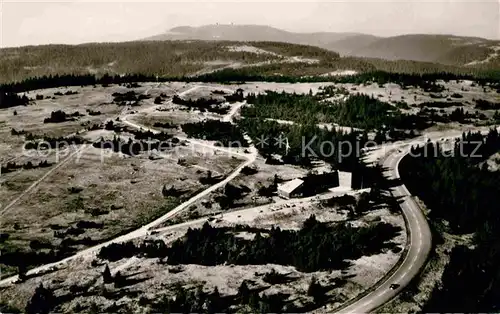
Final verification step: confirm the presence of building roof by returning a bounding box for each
[278,178,304,194]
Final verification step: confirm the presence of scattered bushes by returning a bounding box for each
[11,128,27,135]
[23,135,87,150]
[153,122,177,129]
[154,96,163,104]
[475,99,500,110]
[92,135,176,156]
[1,160,51,174]
[172,95,230,114]
[86,109,101,116]
[241,166,258,175]
[26,284,55,314]
[43,110,83,123]
[112,91,149,104]
[262,269,293,285]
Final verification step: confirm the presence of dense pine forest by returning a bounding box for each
[167,217,400,272]
[399,129,500,312]
[0,41,289,83]
[2,40,500,84]
[98,215,401,272]
[244,91,395,129]
[194,66,500,84]
[241,90,434,149]
[237,117,364,169]
[1,69,499,99]
[1,40,500,87]
[181,120,248,147]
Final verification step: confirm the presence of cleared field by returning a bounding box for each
[0,82,247,280]
[0,145,239,246]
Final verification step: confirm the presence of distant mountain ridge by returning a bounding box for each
[149,24,359,46]
[144,24,500,67]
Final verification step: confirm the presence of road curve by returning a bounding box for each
[4,82,490,304]
[337,147,432,313]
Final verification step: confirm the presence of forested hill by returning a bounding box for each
[1,40,499,84]
[145,25,500,68]
[0,41,337,83]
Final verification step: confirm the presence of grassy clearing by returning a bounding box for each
[0,193,406,313]
[0,147,230,250]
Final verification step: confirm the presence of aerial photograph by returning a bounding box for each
[0,0,499,313]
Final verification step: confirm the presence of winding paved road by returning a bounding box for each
[337,146,432,313]
[340,126,499,313]
[2,82,496,312]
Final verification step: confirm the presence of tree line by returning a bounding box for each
[1,160,51,174]
[1,69,499,98]
[237,117,366,170]
[0,91,29,109]
[22,135,88,150]
[99,216,400,273]
[244,90,435,132]
[181,120,248,147]
[172,95,230,115]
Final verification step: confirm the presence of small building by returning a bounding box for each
[329,171,353,192]
[338,171,353,189]
[277,178,304,199]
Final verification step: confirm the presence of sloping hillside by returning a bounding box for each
[0,41,344,83]
[145,24,356,47]
[350,34,495,64]
[145,25,500,68]
[1,39,496,84]
[324,34,381,56]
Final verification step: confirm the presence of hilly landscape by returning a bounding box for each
[145,24,500,67]
[3,40,489,85]
[3,13,500,314]
[1,24,498,85]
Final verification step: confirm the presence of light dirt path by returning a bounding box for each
[0,144,89,217]
[0,84,256,286]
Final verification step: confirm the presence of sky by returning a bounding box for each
[1,0,499,48]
